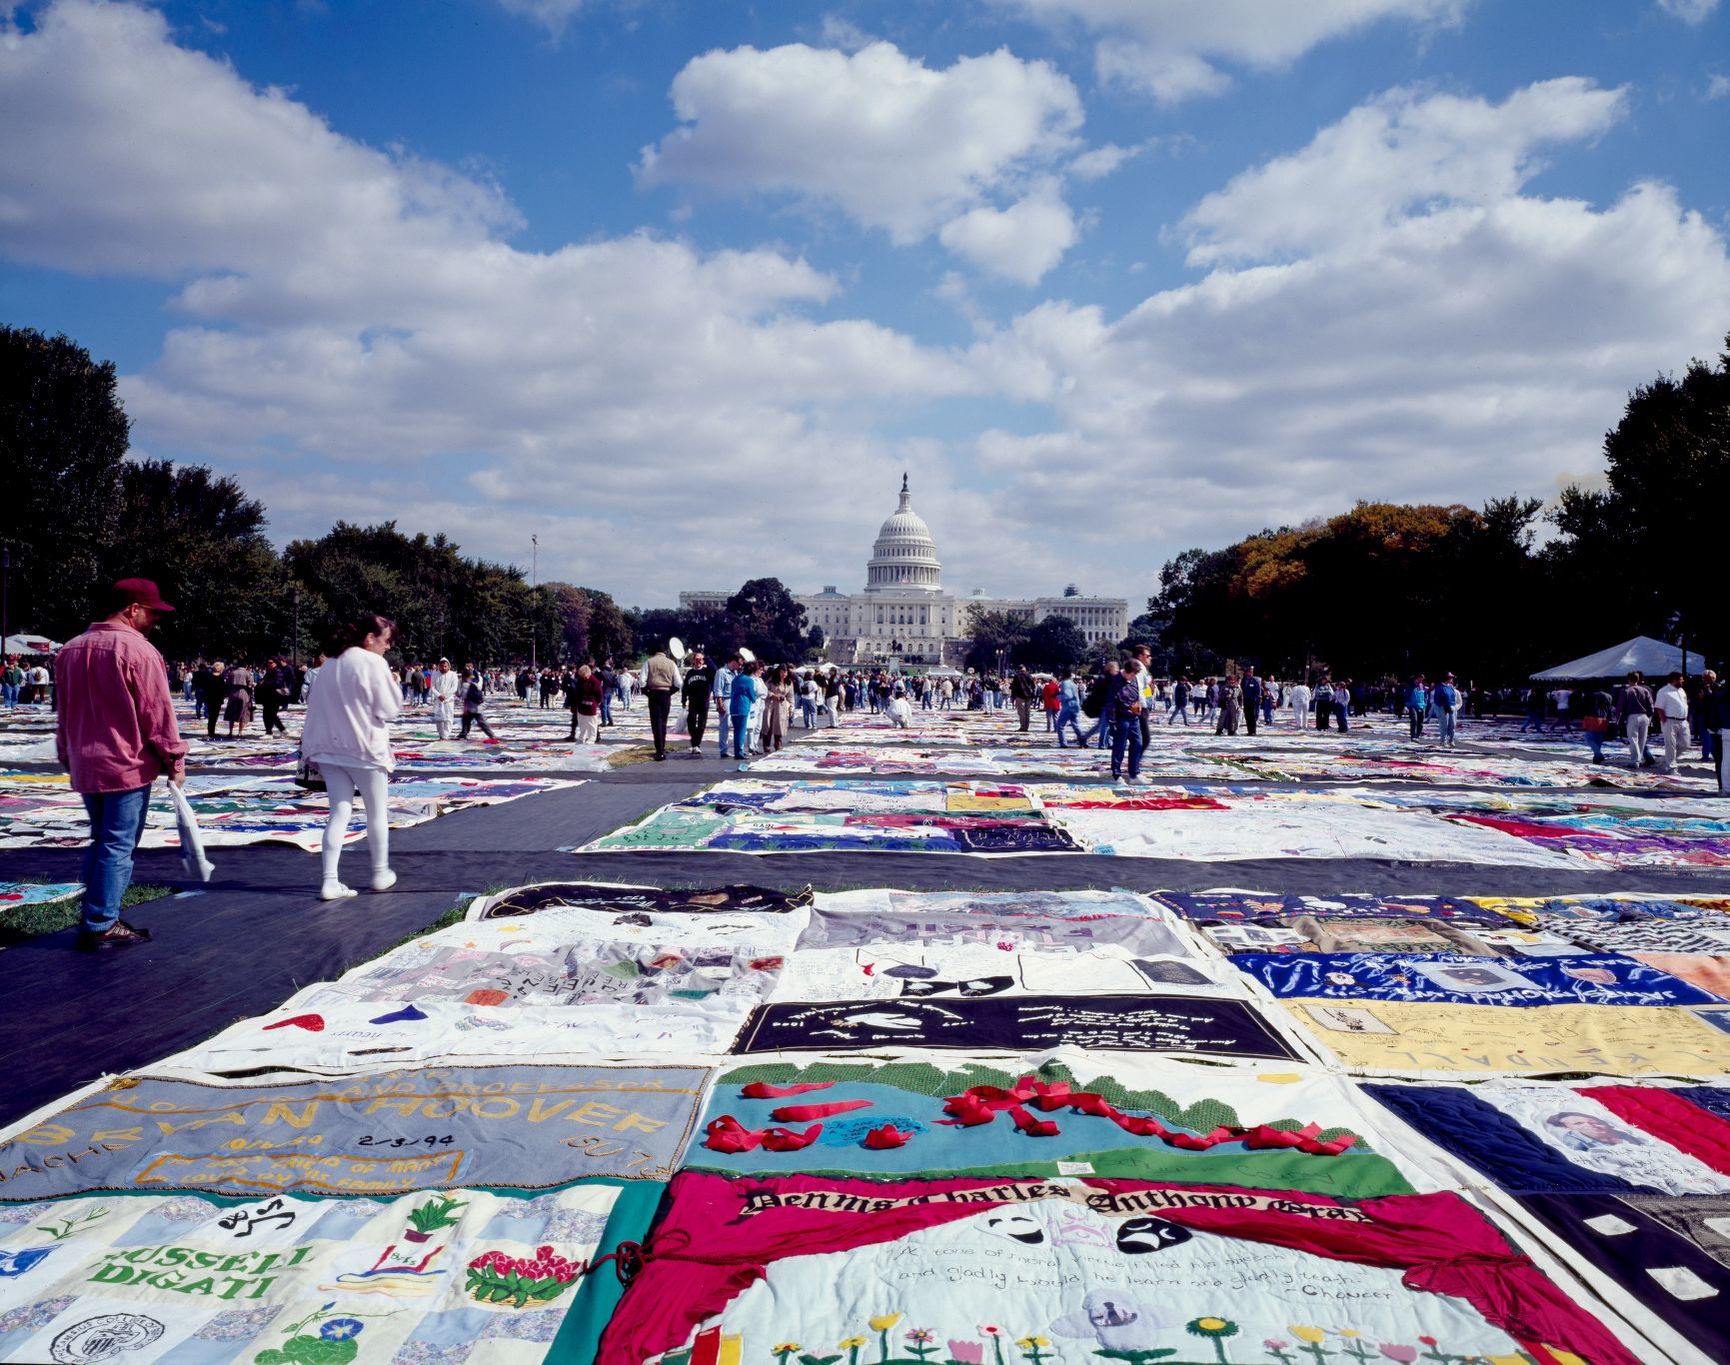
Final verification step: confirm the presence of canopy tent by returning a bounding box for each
[2,633,60,655]
[926,665,963,678]
[1530,635,1692,681]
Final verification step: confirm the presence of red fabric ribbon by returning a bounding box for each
[938,1075,1356,1155]
[703,1115,825,1153]
[770,1099,875,1122]
[862,1125,914,1149]
[740,1081,835,1099]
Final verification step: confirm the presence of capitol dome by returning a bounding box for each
[864,474,942,595]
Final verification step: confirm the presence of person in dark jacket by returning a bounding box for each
[1240,668,1263,737]
[1109,660,1147,783]
[681,650,713,757]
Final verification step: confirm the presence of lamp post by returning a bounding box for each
[291,586,300,669]
[1668,611,1688,679]
[1,545,10,663]
[530,534,539,675]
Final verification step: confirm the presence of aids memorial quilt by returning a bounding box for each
[1154,890,1505,924]
[776,888,1230,1002]
[469,880,814,921]
[597,1171,1641,1365]
[1235,952,1720,1007]
[0,1064,708,1201]
[0,1184,618,1364]
[577,781,1083,856]
[1284,1000,1730,1078]
[733,995,1304,1060]
[0,880,82,909]
[687,1052,1426,1198]
[1364,1080,1730,1363]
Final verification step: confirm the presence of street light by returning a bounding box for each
[291,586,300,669]
[530,534,539,675]
[1,546,10,662]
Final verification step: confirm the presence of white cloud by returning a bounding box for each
[0,0,988,604]
[1067,141,1140,181]
[637,41,1085,264]
[963,79,1730,570]
[939,182,1079,284]
[1656,0,1719,22]
[0,1,517,280]
[995,0,1468,102]
[1180,78,1628,265]
[1708,73,1730,99]
[494,0,589,34]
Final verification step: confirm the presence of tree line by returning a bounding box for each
[6,323,1725,677]
[2,325,822,667]
[1128,333,1729,683]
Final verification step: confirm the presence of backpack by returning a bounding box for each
[1082,677,1107,719]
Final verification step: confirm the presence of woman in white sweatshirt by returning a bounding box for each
[300,613,402,900]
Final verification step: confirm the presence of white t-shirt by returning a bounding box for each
[1656,684,1690,721]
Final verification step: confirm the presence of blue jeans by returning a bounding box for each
[1111,715,1144,779]
[1080,715,1110,748]
[715,706,732,755]
[80,784,152,934]
[1437,710,1456,745]
[1167,703,1190,726]
[799,699,817,728]
[600,693,614,724]
[0,683,16,708]
[1055,704,1084,746]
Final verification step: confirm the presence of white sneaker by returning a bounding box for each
[370,869,398,893]
[321,881,358,901]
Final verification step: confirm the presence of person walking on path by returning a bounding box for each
[429,657,459,739]
[763,667,793,752]
[55,579,188,950]
[681,650,713,756]
[1215,674,1241,736]
[1,658,21,709]
[1616,671,1655,768]
[258,657,291,736]
[458,667,496,740]
[1167,674,1191,726]
[223,661,255,738]
[1288,677,1312,729]
[1333,679,1352,732]
[568,662,604,743]
[1404,674,1429,742]
[300,613,402,900]
[1580,684,1614,765]
[1428,673,1462,748]
[729,660,761,761]
[712,654,737,758]
[1054,668,1085,747]
[1656,671,1692,774]
[1700,674,1730,791]
[1080,660,1117,749]
[1241,668,1264,737]
[1109,659,1147,783]
[1010,665,1036,731]
[642,645,680,761]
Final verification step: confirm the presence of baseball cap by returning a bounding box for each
[113,578,175,612]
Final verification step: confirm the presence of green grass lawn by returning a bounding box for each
[0,882,173,947]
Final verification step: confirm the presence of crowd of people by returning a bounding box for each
[25,578,1730,953]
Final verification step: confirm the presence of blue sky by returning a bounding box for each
[2,0,1727,608]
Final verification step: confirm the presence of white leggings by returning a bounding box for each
[320,763,390,884]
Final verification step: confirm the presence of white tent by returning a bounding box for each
[2,633,60,655]
[1531,635,1691,681]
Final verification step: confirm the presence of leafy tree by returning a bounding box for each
[579,586,633,663]
[962,606,1030,674]
[725,577,814,662]
[106,460,294,662]
[1550,334,1730,666]
[1019,615,1086,671]
[0,326,129,637]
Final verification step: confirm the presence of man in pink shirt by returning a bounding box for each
[55,579,188,950]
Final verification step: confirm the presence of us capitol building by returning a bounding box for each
[680,475,1129,668]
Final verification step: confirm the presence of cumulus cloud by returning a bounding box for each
[963,79,1730,577]
[938,183,1079,284]
[994,0,1467,102]
[494,0,590,34]
[637,40,1085,277]
[1181,78,1628,265]
[1656,0,1719,22]
[0,1,986,603]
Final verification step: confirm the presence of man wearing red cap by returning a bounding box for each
[55,579,188,950]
